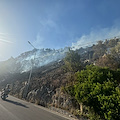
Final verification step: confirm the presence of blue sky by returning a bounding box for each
[0,0,120,61]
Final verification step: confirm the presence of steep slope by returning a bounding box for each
[0,48,69,75]
[0,60,74,108]
[1,37,120,119]
[16,48,68,73]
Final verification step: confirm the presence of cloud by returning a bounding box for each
[71,26,120,50]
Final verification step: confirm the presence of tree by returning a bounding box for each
[63,50,82,72]
[68,65,120,119]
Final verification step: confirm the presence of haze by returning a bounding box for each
[0,0,120,61]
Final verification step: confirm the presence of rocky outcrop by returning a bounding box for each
[52,88,79,111]
[5,61,65,101]
[26,86,53,106]
[0,60,81,118]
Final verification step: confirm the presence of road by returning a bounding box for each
[0,94,70,120]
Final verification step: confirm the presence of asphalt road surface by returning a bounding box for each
[0,94,70,120]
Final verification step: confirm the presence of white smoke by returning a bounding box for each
[16,47,69,73]
[33,33,44,49]
[71,26,120,50]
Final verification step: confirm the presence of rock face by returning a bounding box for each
[1,60,78,114]
[22,60,68,107]
[0,47,71,109]
[1,61,65,104]
[52,88,80,113]
[0,46,92,118]
[52,88,74,108]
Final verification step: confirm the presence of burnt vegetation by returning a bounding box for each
[0,37,120,119]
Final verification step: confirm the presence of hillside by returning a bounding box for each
[0,60,79,115]
[0,37,120,119]
[0,47,69,74]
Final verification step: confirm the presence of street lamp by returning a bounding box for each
[24,41,36,99]
[28,41,36,49]
[27,41,36,85]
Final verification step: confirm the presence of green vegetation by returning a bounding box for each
[1,37,120,120]
[74,65,120,119]
[64,65,120,120]
[65,65,120,119]
[63,49,82,72]
[63,42,120,119]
